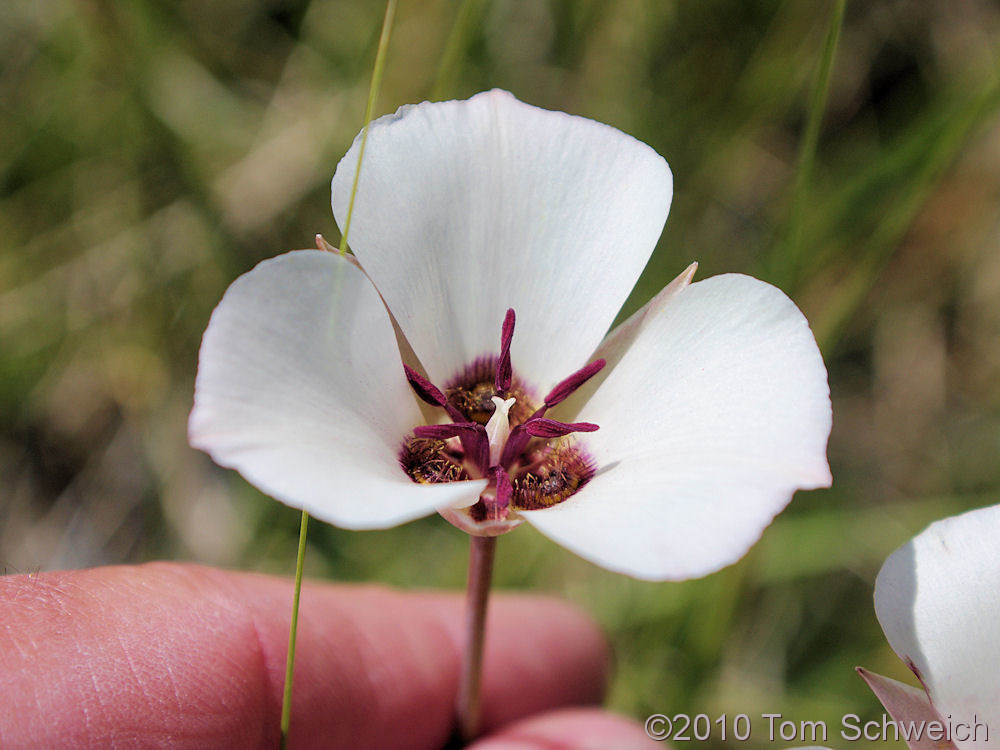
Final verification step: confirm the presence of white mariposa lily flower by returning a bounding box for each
[860,503,1000,750]
[188,90,832,581]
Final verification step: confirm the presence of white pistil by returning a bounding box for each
[485,396,515,468]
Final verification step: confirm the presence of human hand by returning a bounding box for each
[0,562,656,748]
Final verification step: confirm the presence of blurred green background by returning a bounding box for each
[2,0,999,747]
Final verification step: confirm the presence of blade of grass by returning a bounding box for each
[430,0,486,101]
[753,492,998,582]
[338,0,398,257]
[813,72,1000,350]
[279,509,309,749]
[280,1,398,745]
[772,0,845,289]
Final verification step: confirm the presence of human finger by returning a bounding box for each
[0,562,609,749]
[468,707,659,749]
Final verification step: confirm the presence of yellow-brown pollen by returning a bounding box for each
[400,354,595,511]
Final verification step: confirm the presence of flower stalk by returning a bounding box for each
[456,534,497,743]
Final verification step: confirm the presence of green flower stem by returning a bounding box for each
[456,534,497,743]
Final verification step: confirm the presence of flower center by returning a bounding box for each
[399,309,605,522]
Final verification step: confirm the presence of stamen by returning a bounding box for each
[499,418,598,469]
[413,422,481,440]
[522,418,599,438]
[543,359,606,408]
[401,305,602,518]
[405,365,448,406]
[404,364,467,422]
[400,437,469,484]
[494,309,515,394]
[490,466,512,520]
[498,424,529,470]
[413,422,488,474]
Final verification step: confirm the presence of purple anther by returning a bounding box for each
[522,418,599,438]
[494,308,515,394]
[404,364,448,406]
[543,359,606,407]
[499,417,599,469]
[498,423,530,470]
[490,466,512,519]
[414,422,489,475]
[404,364,467,423]
[414,422,473,440]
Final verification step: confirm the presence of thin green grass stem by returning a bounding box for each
[777,0,845,288]
[431,0,485,100]
[814,72,1000,350]
[338,0,398,257]
[279,1,398,745]
[279,509,309,749]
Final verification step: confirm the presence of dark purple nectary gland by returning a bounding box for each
[445,355,538,426]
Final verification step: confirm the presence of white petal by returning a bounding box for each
[556,262,697,419]
[522,274,832,580]
[189,250,486,529]
[332,89,672,394]
[874,504,1000,750]
[857,669,957,750]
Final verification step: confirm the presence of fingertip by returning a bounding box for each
[468,707,660,749]
[1,563,615,749]
[0,562,278,747]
